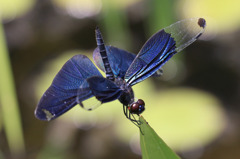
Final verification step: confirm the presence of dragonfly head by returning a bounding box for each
[128,99,145,115]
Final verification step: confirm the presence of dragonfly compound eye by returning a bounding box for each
[137,99,145,114]
[137,99,145,106]
[129,99,145,115]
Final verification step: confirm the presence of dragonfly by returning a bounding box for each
[35,18,206,126]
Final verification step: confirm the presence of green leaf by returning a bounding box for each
[140,116,181,159]
[0,21,25,155]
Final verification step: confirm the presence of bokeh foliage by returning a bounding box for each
[1,0,240,158]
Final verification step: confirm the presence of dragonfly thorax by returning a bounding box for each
[114,77,145,115]
[114,77,135,106]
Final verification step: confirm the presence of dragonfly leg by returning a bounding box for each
[123,105,141,126]
[122,105,144,134]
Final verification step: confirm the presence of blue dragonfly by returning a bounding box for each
[35,18,206,125]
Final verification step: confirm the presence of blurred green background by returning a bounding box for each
[1,0,240,159]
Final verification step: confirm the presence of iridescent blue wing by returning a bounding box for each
[77,76,123,110]
[93,45,162,78]
[86,76,122,103]
[35,55,102,121]
[125,18,206,86]
[93,46,136,78]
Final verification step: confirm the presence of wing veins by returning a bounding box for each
[128,34,172,85]
[133,49,176,84]
[137,35,171,75]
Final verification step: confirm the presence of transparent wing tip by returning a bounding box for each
[198,18,206,28]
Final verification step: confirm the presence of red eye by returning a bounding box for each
[129,99,145,115]
[131,103,139,112]
[137,99,145,106]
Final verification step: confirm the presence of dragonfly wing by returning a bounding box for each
[93,46,136,78]
[78,76,123,110]
[35,55,102,121]
[125,18,206,86]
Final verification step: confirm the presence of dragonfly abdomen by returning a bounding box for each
[95,27,115,81]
